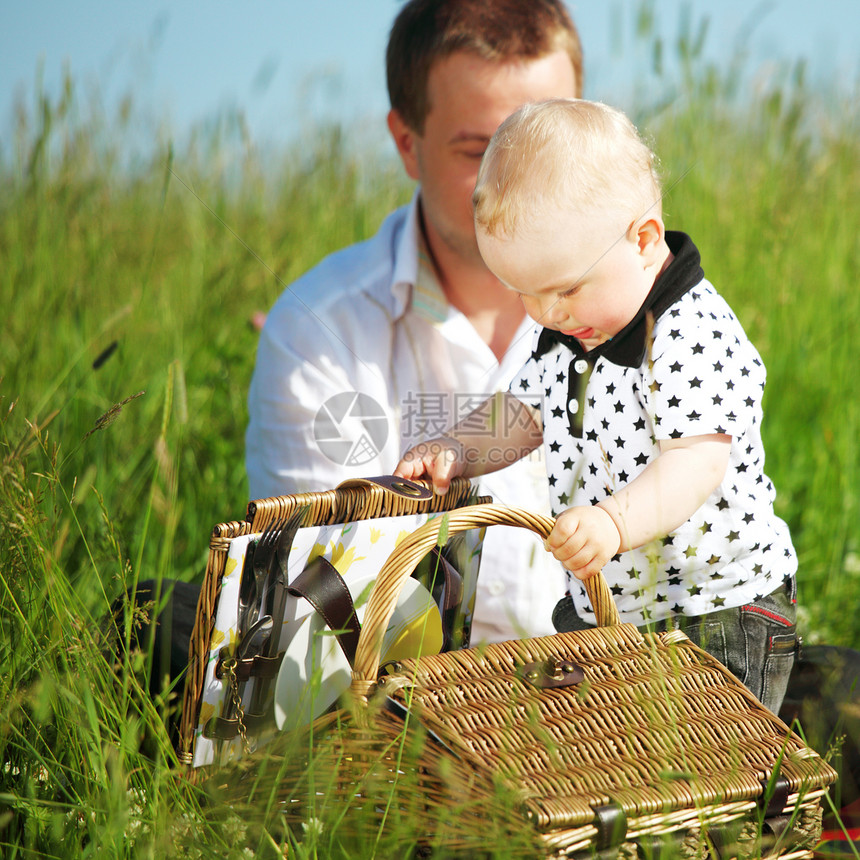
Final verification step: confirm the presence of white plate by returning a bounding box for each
[273,575,443,731]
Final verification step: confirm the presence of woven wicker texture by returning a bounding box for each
[350,504,620,690]
[345,505,836,857]
[215,703,548,856]
[205,504,838,857]
[178,476,484,763]
[378,628,831,856]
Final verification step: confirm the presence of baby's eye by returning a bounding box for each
[560,285,580,298]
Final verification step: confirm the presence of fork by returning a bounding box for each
[251,516,286,625]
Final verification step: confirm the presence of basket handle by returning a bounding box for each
[350,504,622,687]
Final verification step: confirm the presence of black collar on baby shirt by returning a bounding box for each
[534,231,705,368]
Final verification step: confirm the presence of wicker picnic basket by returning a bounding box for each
[177,476,487,766]
[221,504,838,859]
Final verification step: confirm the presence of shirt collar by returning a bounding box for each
[413,235,449,323]
[391,189,449,323]
[390,190,422,316]
[534,231,704,367]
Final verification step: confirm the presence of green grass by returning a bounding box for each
[1,27,859,860]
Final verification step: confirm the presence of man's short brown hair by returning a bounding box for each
[386,0,583,134]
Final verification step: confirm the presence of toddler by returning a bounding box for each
[395,99,798,712]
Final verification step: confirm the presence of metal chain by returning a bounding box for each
[223,657,251,756]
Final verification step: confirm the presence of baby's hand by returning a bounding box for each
[546,506,621,580]
[394,436,466,495]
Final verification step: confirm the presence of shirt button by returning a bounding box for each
[487,580,505,596]
[574,359,588,374]
[568,398,579,414]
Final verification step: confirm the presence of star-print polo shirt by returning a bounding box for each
[509,231,797,626]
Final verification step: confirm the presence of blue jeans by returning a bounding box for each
[552,578,798,714]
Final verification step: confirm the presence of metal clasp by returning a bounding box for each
[518,657,585,689]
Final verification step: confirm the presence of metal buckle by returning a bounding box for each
[518,657,585,689]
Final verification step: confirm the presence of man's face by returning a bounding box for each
[389,50,577,271]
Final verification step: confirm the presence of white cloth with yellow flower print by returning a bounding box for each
[192,510,483,766]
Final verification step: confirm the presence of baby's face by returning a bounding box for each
[477,206,656,350]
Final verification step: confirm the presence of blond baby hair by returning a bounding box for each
[473,98,662,237]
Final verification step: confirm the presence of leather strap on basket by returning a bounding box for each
[214,652,282,683]
[350,504,621,690]
[427,546,463,612]
[335,475,434,500]
[286,546,463,664]
[288,556,361,666]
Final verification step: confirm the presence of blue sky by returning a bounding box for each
[2,1,858,153]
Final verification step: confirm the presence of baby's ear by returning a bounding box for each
[629,215,664,261]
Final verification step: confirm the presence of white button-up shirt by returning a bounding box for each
[246,192,567,643]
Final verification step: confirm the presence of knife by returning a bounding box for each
[235,537,258,643]
[250,505,308,714]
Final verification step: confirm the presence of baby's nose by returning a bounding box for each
[545,298,568,325]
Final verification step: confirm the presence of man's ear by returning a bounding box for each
[387,110,421,181]
[628,214,665,264]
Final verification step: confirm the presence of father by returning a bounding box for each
[246,0,583,642]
